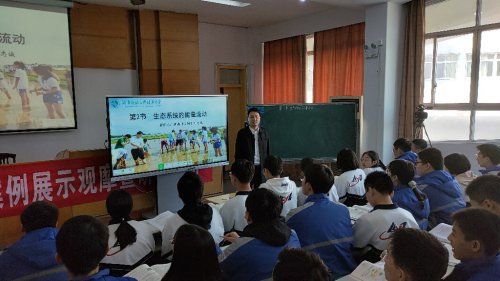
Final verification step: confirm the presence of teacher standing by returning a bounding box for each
[235,107,270,188]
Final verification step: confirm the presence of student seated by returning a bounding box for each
[387,159,430,230]
[444,153,477,204]
[0,201,66,280]
[335,148,366,206]
[466,175,500,216]
[56,215,135,280]
[162,224,222,281]
[161,171,224,256]
[259,155,297,217]
[411,138,428,154]
[475,143,500,175]
[393,138,417,165]
[414,148,466,228]
[361,150,386,176]
[297,157,339,206]
[286,164,356,278]
[219,188,301,281]
[352,172,419,263]
[272,248,330,281]
[444,208,500,281]
[219,159,253,233]
[100,190,155,266]
[383,228,448,281]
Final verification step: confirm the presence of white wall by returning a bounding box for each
[433,141,500,174]
[3,68,139,162]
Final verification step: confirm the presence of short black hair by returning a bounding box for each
[387,160,415,186]
[263,155,283,177]
[230,159,254,184]
[390,228,448,281]
[136,131,143,135]
[21,201,59,232]
[247,107,261,116]
[124,134,131,138]
[393,138,412,152]
[364,171,394,195]
[245,188,282,224]
[477,143,500,165]
[411,139,428,150]
[336,148,360,172]
[452,208,500,256]
[466,175,500,205]
[273,248,330,281]
[177,171,204,204]
[418,148,444,170]
[304,164,334,194]
[56,215,109,276]
[300,157,314,172]
[444,153,471,175]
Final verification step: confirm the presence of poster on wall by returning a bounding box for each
[0,2,76,134]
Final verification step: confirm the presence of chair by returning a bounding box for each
[0,153,16,164]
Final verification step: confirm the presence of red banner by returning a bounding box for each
[0,157,155,218]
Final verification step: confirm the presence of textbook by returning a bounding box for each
[124,263,171,281]
[337,261,385,281]
[429,223,460,267]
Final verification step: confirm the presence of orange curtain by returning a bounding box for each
[313,23,365,103]
[263,35,305,104]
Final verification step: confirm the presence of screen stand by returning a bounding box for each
[156,172,184,214]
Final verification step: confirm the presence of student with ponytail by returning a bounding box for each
[101,189,155,266]
[387,159,430,230]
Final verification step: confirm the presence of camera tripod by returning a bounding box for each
[414,121,432,148]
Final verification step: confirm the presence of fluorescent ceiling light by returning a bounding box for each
[201,0,251,7]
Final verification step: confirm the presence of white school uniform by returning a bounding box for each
[259,177,297,217]
[335,169,366,203]
[219,191,250,232]
[14,69,28,90]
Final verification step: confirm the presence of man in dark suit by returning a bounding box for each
[235,107,270,188]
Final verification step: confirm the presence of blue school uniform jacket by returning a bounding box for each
[444,255,500,281]
[396,151,418,164]
[392,185,431,230]
[478,165,500,175]
[286,193,357,278]
[415,170,466,227]
[219,218,300,281]
[0,227,67,281]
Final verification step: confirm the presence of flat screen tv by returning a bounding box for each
[106,95,229,181]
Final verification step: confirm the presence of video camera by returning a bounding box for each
[415,104,431,126]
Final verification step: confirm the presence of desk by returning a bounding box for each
[205,193,235,205]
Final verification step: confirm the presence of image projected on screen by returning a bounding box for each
[0,3,76,133]
[107,96,229,180]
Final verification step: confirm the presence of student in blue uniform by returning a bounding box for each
[393,138,417,165]
[387,159,430,230]
[286,164,356,278]
[476,143,500,175]
[219,188,300,281]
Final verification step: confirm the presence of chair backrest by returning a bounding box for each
[0,153,16,165]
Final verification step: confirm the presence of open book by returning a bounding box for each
[429,223,460,268]
[124,263,171,281]
[337,261,385,281]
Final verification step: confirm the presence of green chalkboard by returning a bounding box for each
[249,103,359,159]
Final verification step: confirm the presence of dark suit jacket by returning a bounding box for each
[235,126,270,168]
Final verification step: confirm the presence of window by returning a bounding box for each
[424,0,500,141]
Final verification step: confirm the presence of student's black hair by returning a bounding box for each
[273,248,330,281]
[300,157,314,172]
[361,150,386,170]
[124,134,131,138]
[106,189,137,250]
[476,143,500,165]
[452,208,500,256]
[263,155,283,177]
[336,148,360,172]
[230,159,254,184]
[20,201,59,232]
[393,138,412,152]
[162,224,222,281]
[247,107,261,116]
[411,138,428,150]
[143,138,148,143]
[465,175,500,205]
[304,164,334,194]
[210,127,218,134]
[444,153,471,175]
[245,188,282,224]
[136,131,143,135]
[177,171,204,204]
[56,215,108,276]
[364,171,394,195]
[418,147,444,170]
[390,228,448,281]
[387,160,427,208]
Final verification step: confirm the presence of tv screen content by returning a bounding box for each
[0,1,76,134]
[107,95,229,181]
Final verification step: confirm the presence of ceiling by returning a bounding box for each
[75,0,410,28]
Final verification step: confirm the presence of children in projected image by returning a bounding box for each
[201,126,209,153]
[113,134,131,169]
[189,130,201,151]
[0,70,12,103]
[12,61,30,110]
[33,64,66,119]
[211,127,223,157]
